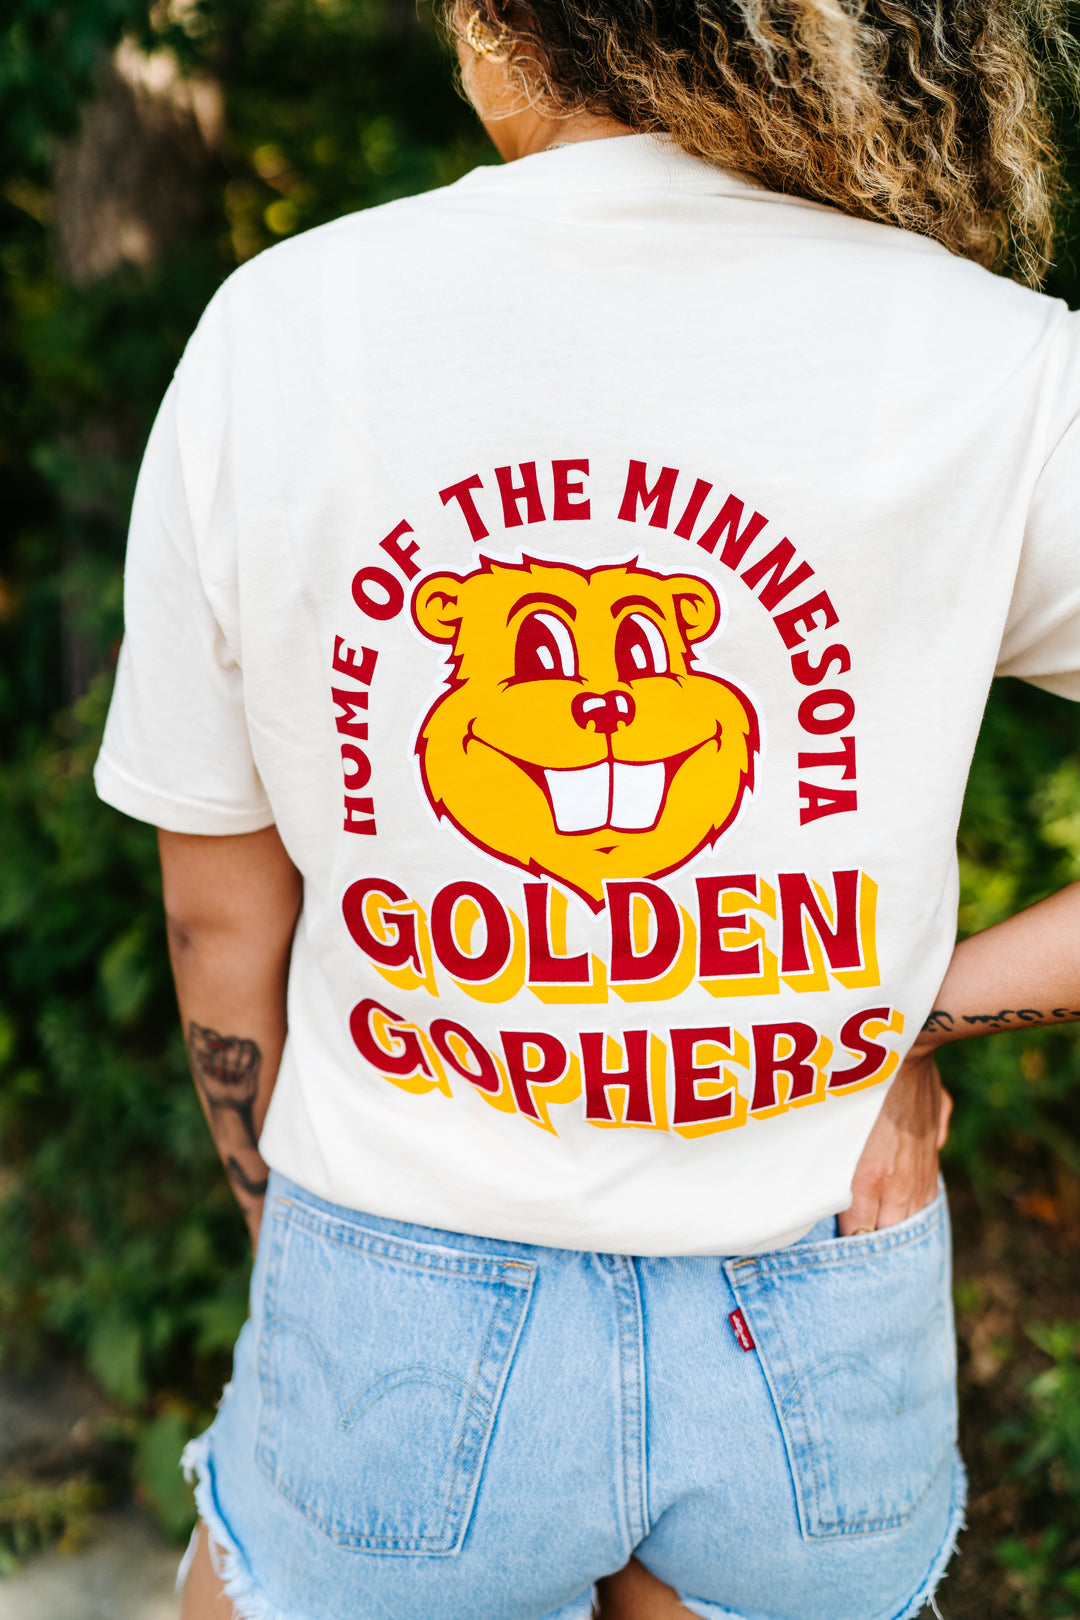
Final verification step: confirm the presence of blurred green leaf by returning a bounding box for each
[134,1407,197,1540]
[99,921,155,1028]
[190,1293,247,1357]
[87,1310,144,1405]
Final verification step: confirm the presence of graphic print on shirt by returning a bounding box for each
[411,557,759,909]
[331,455,904,1138]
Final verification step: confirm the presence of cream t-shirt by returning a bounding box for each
[96,135,1080,1255]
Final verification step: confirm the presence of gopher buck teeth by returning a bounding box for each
[542,759,668,833]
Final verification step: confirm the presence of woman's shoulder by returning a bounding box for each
[225,166,499,291]
[173,168,498,376]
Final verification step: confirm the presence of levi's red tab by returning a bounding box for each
[728,1308,756,1352]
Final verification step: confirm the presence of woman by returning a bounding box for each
[95,4,1080,1617]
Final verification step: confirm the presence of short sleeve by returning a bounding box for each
[94,373,274,834]
[996,342,1080,702]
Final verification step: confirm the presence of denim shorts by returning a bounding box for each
[182,1172,964,1620]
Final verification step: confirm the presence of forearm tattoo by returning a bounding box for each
[921,1006,1080,1034]
[187,1022,269,1201]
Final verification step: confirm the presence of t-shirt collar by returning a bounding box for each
[456,131,761,198]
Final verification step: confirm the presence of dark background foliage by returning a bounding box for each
[0,2,1078,1606]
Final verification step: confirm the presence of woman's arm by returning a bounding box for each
[158,826,302,1250]
[841,879,1080,1236]
[915,878,1080,1048]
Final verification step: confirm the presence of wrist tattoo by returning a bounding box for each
[187,1022,268,1200]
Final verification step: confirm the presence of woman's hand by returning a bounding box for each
[840,876,1080,1234]
[838,1047,951,1235]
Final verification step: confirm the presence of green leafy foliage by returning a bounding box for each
[990,1324,1080,1613]
[1015,1321,1080,1497]
[996,1529,1080,1619]
[0,0,1078,1592]
[133,1405,198,1539]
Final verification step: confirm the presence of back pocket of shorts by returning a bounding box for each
[724,1192,957,1539]
[254,1196,535,1555]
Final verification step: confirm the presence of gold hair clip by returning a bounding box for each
[464,10,509,58]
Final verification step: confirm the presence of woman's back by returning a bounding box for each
[96,132,1080,1254]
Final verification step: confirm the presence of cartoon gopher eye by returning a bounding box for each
[514,611,579,680]
[615,612,670,681]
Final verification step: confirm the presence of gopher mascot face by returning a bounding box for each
[412,557,759,908]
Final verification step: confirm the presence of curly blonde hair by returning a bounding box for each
[449,0,1078,287]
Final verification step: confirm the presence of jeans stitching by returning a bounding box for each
[435,1271,508,1550]
[763,1266,824,1537]
[273,1197,535,1287]
[610,1257,648,1547]
[718,1263,823,1536]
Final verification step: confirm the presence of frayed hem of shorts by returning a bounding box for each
[178,1430,289,1620]
[889,1452,967,1620]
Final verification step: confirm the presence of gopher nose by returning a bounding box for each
[571,690,636,735]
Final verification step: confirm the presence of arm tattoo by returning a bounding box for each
[187,1022,268,1199]
[225,1155,271,1198]
[922,1006,1080,1035]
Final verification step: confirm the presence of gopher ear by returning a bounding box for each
[670,578,722,643]
[412,574,468,643]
